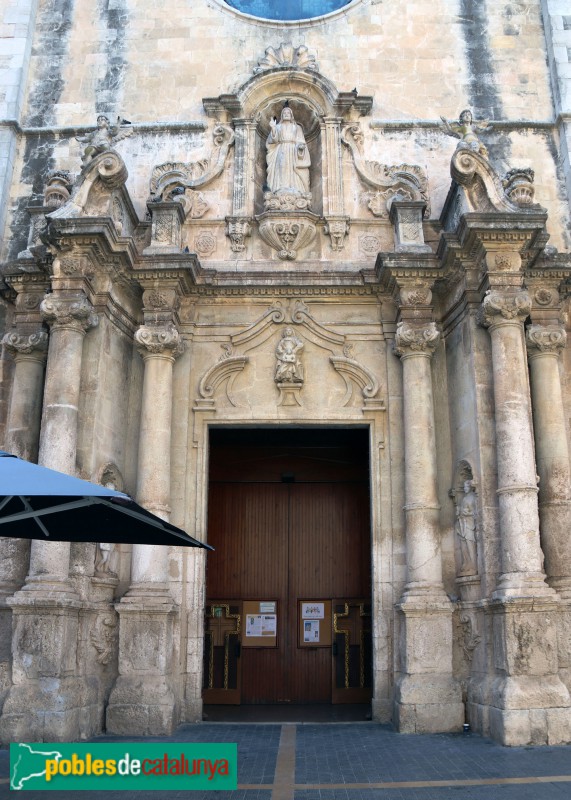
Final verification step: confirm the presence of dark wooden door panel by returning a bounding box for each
[205,439,372,706]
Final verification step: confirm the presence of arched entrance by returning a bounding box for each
[203,427,372,709]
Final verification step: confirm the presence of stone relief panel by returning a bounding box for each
[193,299,385,416]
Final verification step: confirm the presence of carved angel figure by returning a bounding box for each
[76,115,133,166]
[275,327,304,384]
[440,109,491,158]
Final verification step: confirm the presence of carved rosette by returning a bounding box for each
[2,330,48,358]
[394,321,440,358]
[40,296,99,333]
[502,168,535,207]
[257,213,318,261]
[526,324,567,355]
[480,290,531,328]
[135,324,185,359]
[225,217,252,253]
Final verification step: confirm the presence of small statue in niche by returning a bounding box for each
[266,104,311,196]
[76,114,133,166]
[440,109,491,158]
[455,479,478,575]
[94,473,121,578]
[275,327,304,384]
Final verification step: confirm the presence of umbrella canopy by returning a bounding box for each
[0,451,212,549]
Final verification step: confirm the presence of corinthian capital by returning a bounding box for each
[2,330,48,358]
[394,321,440,358]
[480,290,531,328]
[526,324,567,355]
[40,296,99,333]
[135,323,185,358]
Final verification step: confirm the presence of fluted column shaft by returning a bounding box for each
[25,295,97,592]
[394,320,445,599]
[128,323,184,596]
[527,323,571,597]
[481,290,552,597]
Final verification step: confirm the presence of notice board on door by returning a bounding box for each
[298,600,332,648]
[242,600,278,648]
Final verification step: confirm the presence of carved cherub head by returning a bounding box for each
[459,109,473,124]
[97,114,110,128]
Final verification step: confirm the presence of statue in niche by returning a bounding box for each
[275,327,304,384]
[266,105,310,196]
[94,472,121,578]
[439,109,491,158]
[76,115,133,166]
[455,480,478,575]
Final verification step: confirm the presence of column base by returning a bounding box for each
[0,676,99,743]
[106,598,177,736]
[394,674,464,733]
[492,571,557,600]
[106,675,176,736]
[487,676,571,745]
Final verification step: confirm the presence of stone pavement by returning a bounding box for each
[0,722,570,799]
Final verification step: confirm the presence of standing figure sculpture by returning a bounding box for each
[440,109,491,159]
[76,115,133,166]
[266,105,311,196]
[455,479,478,575]
[275,327,304,384]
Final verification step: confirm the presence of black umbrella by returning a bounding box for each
[0,451,212,549]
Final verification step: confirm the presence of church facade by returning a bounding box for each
[0,0,571,746]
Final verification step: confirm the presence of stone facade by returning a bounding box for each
[0,0,570,746]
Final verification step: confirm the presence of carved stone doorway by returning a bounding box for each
[203,427,372,708]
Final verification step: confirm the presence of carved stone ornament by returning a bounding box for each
[111,196,124,235]
[394,321,440,357]
[454,479,478,576]
[75,115,133,167]
[480,290,532,327]
[135,323,185,358]
[257,213,319,260]
[144,289,171,310]
[264,192,312,212]
[194,230,217,256]
[534,288,555,307]
[44,170,74,208]
[225,217,252,253]
[400,284,432,307]
[324,218,350,251]
[90,615,118,666]
[98,461,124,492]
[2,330,48,356]
[275,327,304,385]
[494,253,513,271]
[341,122,430,217]
[254,42,319,74]
[40,296,99,333]
[359,234,381,256]
[502,168,535,207]
[459,612,482,662]
[149,124,235,198]
[439,109,491,159]
[526,324,567,354]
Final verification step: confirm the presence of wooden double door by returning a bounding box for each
[204,435,372,706]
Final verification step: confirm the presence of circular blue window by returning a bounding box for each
[225,1,353,21]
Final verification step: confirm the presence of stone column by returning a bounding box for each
[393,320,463,733]
[481,290,553,598]
[526,324,571,598]
[106,322,184,736]
[481,290,571,746]
[0,293,100,742]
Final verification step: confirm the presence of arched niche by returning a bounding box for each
[203,67,372,222]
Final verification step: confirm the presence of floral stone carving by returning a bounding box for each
[257,213,319,260]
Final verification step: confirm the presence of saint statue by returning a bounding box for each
[440,109,491,159]
[275,327,304,384]
[266,105,310,196]
[455,480,478,575]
